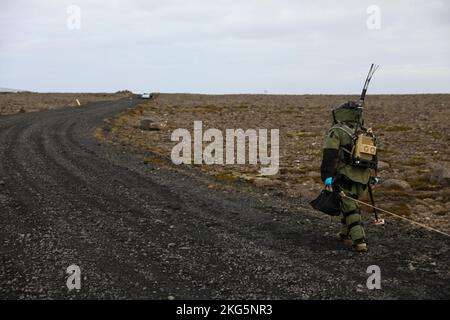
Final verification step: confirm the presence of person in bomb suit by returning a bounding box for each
[320,101,378,253]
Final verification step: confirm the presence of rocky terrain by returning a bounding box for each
[1,97,449,299]
[98,93,450,233]
[0,91,132,116]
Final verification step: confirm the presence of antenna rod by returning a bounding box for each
[359,63,379,105]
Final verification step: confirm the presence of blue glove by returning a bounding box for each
[325,177,333,185]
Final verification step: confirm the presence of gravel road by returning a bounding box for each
[0,98,449,299]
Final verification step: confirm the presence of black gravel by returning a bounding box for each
[0,98,449,299]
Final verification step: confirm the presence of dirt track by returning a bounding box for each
[0,98,449,299]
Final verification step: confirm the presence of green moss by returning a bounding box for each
[214,173,238,182]
[380,125,412,132]
[400,157,427,166]
[287,131,320,138]
[408,176,440,191]
[179,104,250,113]
[374,188,410,198]
[388,203,412,216]
[296,164,321,175]
[181,105,221,113]
[143,156,167,166]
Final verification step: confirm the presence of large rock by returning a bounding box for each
[429,167,450,186]
[139,118,153,130]
[413,204,428,215]
[139,118,161,131]
[377,161,390,171]
[431,205,447,216]
[381,179,412,191]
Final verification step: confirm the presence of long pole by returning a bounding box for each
[367,184,380,222]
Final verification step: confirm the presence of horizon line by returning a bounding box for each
[2,90,449,96]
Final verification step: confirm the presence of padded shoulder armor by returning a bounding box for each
[329,123,355,138]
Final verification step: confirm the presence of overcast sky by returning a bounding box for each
[0,0,449,94]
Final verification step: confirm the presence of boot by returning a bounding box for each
[337,232,353,246]
[352,242,368,253]
[338,217,352,245]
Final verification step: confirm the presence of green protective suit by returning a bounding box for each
[320,102,373,246]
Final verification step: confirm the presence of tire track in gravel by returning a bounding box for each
[0,121,76,297]
[0,103,256,299]
[44,117,234,299]
[16,113,192,298]
[0,124,42,297]
[35,124,163,298]
[55,112,298,298]
[0,112,164,298]
[1,97,449,299]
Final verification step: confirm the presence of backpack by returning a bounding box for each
[331,123,378,170]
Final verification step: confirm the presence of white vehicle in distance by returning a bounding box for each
[141,93,151,99]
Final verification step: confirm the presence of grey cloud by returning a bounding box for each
[0,0,449,93]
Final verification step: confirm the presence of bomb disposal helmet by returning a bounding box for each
[331,101,364,127]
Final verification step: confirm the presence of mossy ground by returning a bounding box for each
[98,93,450,232]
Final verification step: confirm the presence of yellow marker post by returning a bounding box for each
[76,99,81,106]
